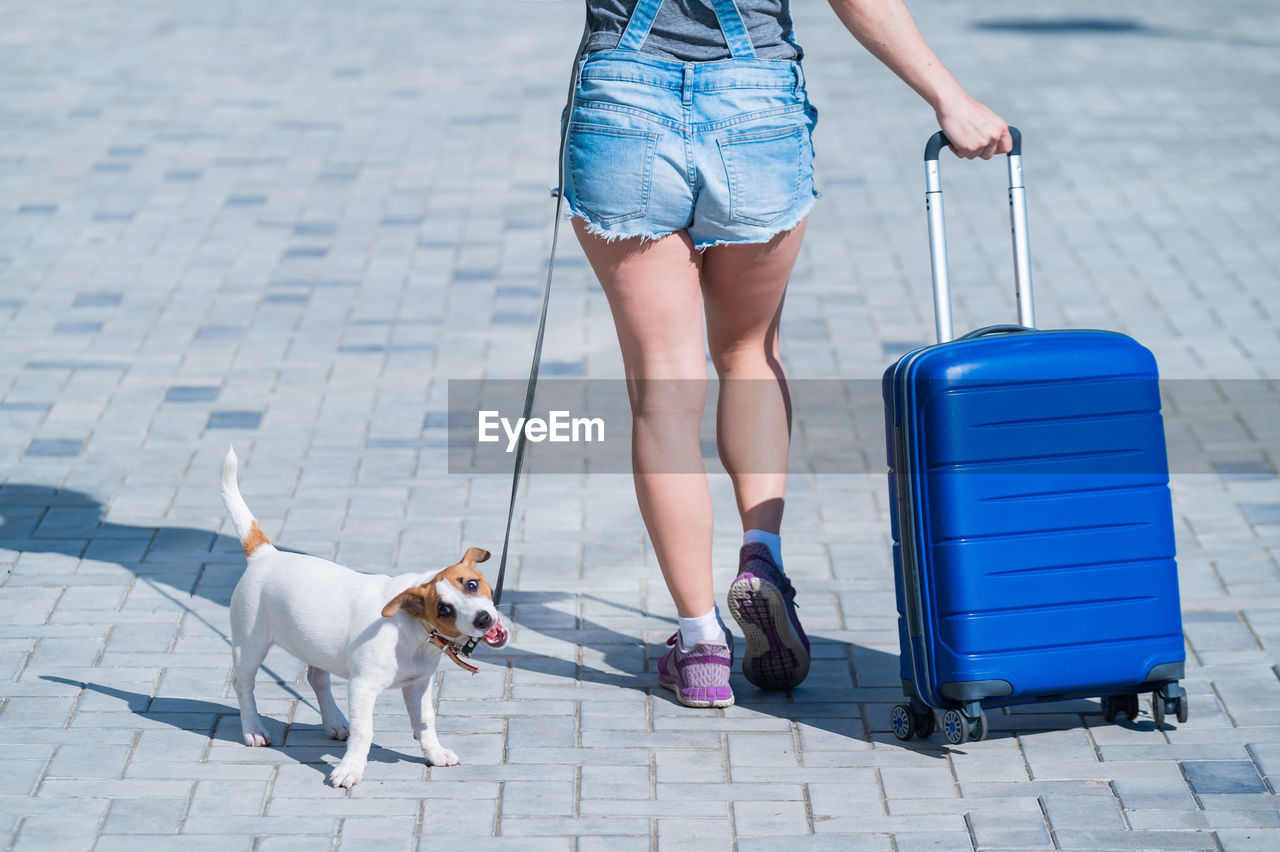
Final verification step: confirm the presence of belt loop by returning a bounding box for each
[682,63,694,107]
[791,61,804,96]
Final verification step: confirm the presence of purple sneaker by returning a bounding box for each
[727,542,811,690]
[657,631,735,708]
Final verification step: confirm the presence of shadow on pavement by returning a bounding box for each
[973,16,1280,48]
[503,590,951,759]
[0,482,251,611]
[38,676,416,783]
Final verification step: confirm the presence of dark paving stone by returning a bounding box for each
[206,411,262,430]
[196,325,241,341]
[270,278,357,288]
[1182,760,1268,795]
[293,222,336,236]
[225,194,267,205]
[73,292,122,308]
[54,321,103,334]
[882,341,925,357]
[165,386,219,403]
[281,246,327,259]
[1241,503,1280,525]
[17,204,56,215]
[106,146,145,156]
[262,293,309,304]
[337,344,433,354]
[25,360,123,370]
[164,170,201,181]
[497,286,541,298]
[1213,460,1277,481]
[380,215,423,226]
[541,361,583,377]
[93,211,134,221]
[0,402,51,412]
[26,439,83,457]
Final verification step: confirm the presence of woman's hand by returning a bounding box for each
[826,0,1013,159]
[935,93,1012,159]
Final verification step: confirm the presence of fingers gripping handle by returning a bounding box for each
[923,126,1034,343]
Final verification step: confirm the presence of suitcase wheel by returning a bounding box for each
[1152,686,1188,727]
[1102,693,1140,723]
[890,704,935,741]
[941,708,987,745]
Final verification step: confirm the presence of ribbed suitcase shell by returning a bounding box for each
[884,328,1186,710]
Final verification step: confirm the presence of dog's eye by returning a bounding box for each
[437,603,454,618]
[465,579,478,593]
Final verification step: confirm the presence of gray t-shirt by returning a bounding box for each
[585,1,802,62]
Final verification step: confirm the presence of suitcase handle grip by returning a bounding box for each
[924,126,1034,344]
[956,324,1031,341]
[925,127,1022,162]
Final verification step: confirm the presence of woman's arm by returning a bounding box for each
[825,0,1011,159]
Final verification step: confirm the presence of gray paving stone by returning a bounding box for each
[3,0,1280,849]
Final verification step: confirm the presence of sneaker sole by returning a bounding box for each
[658,677,735,709]
[727,575,811,690]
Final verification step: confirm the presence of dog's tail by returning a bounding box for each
[221,446,274,558]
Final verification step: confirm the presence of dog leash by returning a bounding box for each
[459,9,592,658]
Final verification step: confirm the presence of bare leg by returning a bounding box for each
[701,219,808,534]
[572,220,714,617]
[306,665,349,741]
[328,678,380,789]
[231,640,272,747]
[402,673,457,766]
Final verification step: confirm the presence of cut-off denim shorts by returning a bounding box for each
[561,49,819,250]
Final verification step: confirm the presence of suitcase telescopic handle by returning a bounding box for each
[924,126,1034,343]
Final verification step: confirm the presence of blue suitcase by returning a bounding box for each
[884,129,1187,745]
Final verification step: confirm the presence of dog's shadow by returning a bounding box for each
[39,676,418,782]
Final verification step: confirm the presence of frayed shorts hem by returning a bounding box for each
[565,191,818,252]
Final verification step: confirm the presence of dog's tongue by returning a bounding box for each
[483,621,508,647]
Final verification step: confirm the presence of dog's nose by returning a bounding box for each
[473,611,492,631]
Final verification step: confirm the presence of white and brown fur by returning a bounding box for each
[221,447,507,788]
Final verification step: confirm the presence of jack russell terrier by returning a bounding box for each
[220,447,509,788]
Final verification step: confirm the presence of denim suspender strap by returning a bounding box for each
[458,4,593,658]
[616,0,758,59]
[707,0,758,59]
[615,0,666,51]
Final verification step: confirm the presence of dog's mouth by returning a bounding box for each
[482,620,509,648]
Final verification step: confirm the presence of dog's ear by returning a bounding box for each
[381,586,430,618]
[458,547,491,566]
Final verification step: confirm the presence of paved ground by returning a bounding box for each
[2,0,1279,849]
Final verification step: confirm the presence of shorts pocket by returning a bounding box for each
[567,122,658,225]
[717,124,807,227]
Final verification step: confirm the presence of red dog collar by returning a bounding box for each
[429,630,479,675]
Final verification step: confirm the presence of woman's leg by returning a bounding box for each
[571,219,715,618]
[700,219,808,535]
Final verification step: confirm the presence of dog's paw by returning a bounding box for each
[323,717,350,741]
[328,758,366,789]
[425,747,460,767]
[242,728,271,747]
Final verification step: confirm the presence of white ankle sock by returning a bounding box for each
[678,605,726,651]
[744,528,783,568]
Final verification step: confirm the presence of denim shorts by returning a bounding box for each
[561,50,819,250]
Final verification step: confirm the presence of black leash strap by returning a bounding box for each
[460,12,591,658]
